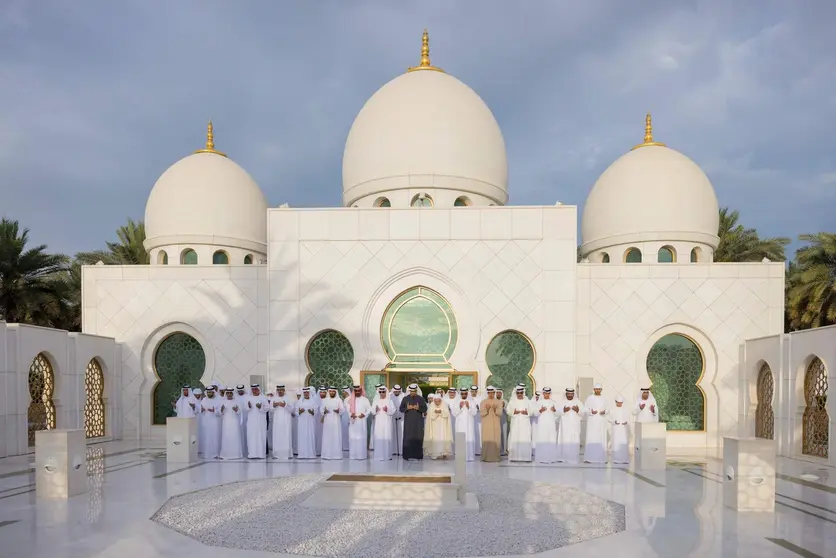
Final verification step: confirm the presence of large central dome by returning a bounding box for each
[342,31,508,207]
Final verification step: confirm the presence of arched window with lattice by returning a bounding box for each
[485,330,536,401]
[152,333,206,425]
[84,358,106,438]
[802,356,828,458]
[755,362,774,440]
[305,330,354,388]
[645,333,705,431]
[28,353,56,446]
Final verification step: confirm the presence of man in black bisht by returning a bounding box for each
[399,383,427,460]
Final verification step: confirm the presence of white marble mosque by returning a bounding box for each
[0,31,832,467]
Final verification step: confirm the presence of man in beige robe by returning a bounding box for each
[479,386,503,462]
[423,394,453,459]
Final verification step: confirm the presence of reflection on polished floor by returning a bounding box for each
[0,440,833,558]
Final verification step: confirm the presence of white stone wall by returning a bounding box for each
[81,265,268,440]
[741,325,836,464]
[268,206,577,390]
[576,262,784,448]
[0,322,120,457]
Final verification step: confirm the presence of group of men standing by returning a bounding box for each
[172,380,659,464]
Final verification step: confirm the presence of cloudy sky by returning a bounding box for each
[1,0,833,258]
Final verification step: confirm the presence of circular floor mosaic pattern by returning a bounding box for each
[152,474,625,557]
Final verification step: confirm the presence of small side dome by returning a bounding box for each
[144,122,268,253]
[581,114,720,257]
[342,31,508,207]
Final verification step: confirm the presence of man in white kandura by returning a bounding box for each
[444,387,460,451]
[345,385,371,460]
[199,387,221,459]
[610,396,631,464]
[295,388,318,459]
[635,388,659,423]
[371,386,395,461]
[233,384,249,458]
[340,386,351,452]
[192,388,205,454]
[219,389,243,460]
[246,384,269,459]
[390,385,404,456]
[530,390,540,457]
[270,385,294,460]
[453,387,478,462]
[173,385,197,418]
[315,386,327,455]
[469,385,483,455]
[496,388,508,455]
[583,383,609,463]
[320,387,344,460]
[506,385,533,462]
[557,388,585,464]
[533,387,560,463]
[292,388,302,456]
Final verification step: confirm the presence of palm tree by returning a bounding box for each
[76,218,148,265]
[787,232,836,330]
[715,207,790,262]
[0,218,69,325]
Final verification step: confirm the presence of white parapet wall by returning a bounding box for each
[0,321,121,457]
[740,324,836,465]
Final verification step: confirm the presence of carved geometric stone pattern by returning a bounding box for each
[305,330,354,389]
[646,333,705,431]
[83,270,264,437]
[153,332,207,425]
[84,358,106,438]
[755,362,774,440]
[485,330,535,401]
[581,267,783,438]
[802,356,829,458]
[27,352,56,446]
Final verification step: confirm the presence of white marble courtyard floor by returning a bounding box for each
[0,440,833,557]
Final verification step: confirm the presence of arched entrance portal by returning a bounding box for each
[366,286,475,393]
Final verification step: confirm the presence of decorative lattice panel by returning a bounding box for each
[485,330,535,402]
[802,356,829,458]
[84,358,106,438]
[755,363,774,440]
[646,334,705,431]
[152,333,206,425]
[27,353,56,446]
[305,330,354,389]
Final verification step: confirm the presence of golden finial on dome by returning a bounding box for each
[194,120,227,157]
[631,112,666,150]
[407,29,445,73]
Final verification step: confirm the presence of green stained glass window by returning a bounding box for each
[306,330,354,389]
[381,286,457,371]
[690,248,699,263]
[159,251,168,265]
[181,249,198,265]
[152,333,206,425]
[454,197,470,207]
[411,194,433,207]
[646,333,704,431]
[601,253,610,263]
[485,330,535,402]
[625,248,642,263]
[244,254,253,265]
[658,247,674,263]
[376,198,391,208]
[213,251,229,265]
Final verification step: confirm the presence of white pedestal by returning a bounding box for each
[301,473,480,513]
[35,429,87,499]
[723,436,776,512]
[635,422,666,470]
[166,417,198,463]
